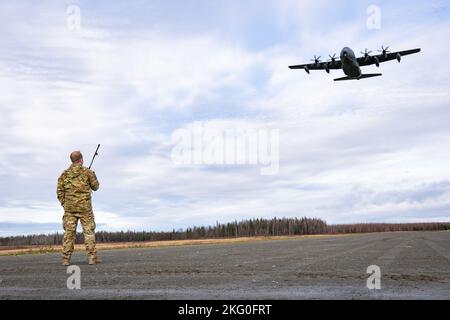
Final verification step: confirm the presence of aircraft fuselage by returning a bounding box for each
[340,47,361,78]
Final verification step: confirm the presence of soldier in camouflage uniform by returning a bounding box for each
[57,151,100,266]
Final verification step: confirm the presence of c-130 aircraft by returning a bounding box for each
[289,46,421,81]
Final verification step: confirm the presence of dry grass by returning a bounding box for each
[0,234,351,256]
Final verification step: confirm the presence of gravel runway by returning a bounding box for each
[0,231,449,299]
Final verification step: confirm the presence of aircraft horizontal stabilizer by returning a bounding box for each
[334,74,382,81]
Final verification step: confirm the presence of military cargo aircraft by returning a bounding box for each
[289,46,421,81]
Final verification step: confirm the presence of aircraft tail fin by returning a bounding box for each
[334,73,382,81]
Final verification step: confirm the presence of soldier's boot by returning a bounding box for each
[88,256,96,265]
[88,254,101,265]
[62,258,70,266]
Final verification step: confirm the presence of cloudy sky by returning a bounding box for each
[0,0,449,236]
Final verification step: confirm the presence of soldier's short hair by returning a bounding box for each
[70,151,83,163]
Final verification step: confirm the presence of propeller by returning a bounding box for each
[329,54,337,64]
[360,48,372,59]
[378,45,390,57]
[310,55,321,64]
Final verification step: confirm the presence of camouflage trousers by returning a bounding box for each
[62,211,96,260]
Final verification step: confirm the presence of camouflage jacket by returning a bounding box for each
[57,164,100,213]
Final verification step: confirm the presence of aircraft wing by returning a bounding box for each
[357,48,421,66]
[289,60,342,72]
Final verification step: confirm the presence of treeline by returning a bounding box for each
[328,222,450,234]
[0,218,449,247]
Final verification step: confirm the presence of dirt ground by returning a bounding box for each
[0,231,448,299]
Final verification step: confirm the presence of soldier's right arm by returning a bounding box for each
[88,170,100,191]
[57,174,65,207]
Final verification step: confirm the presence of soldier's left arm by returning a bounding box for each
[87,169,100,191]
[57,174,65,207]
